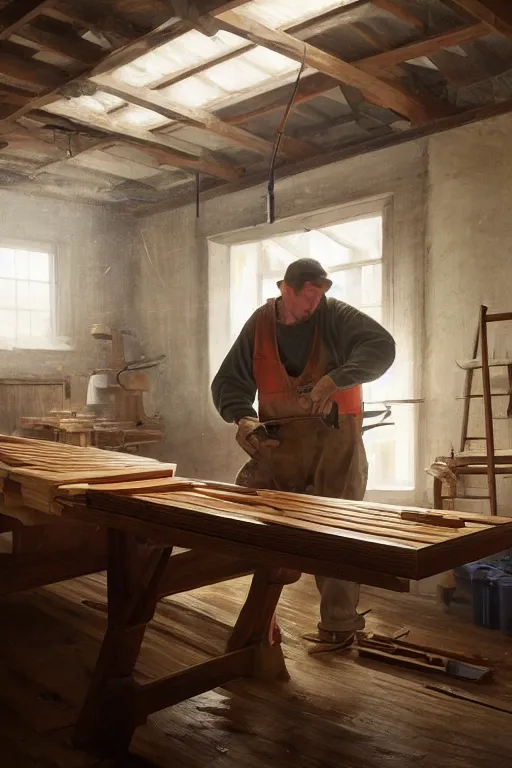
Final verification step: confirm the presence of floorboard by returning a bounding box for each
[0,572,511,768]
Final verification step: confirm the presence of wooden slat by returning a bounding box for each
[0,0,51,40]
[446,0,512,37]
[34,107,243,181]
[372,0,424,30]
[215,10,444,124]
[92,79,316,161]
[15,20,104,64]
[0,50,68,89]
[357,23,490,72]
[89,1,249,77]
[135,647,255,723]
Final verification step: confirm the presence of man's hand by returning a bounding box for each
[236,416,280,458]
[308,375,338,416]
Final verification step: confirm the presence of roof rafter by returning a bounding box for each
[33,106,242,182]
[214,10,448,125]
[445,0,512,37]
[91,77,317,161]
[0,0,52,40]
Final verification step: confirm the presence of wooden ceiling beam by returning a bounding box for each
[0,0,52,40]
[92,78,317,161]
[33,106,242,181]
[215,10,447,124]
[444,1,512,37]
[358,22,490,71]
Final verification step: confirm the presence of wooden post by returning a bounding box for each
[480,305,498,515]
[227,567,301,682]
[72,529,172,756]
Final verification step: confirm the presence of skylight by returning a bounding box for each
[236,0,351,30]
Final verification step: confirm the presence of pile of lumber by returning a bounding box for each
[0,434,176,513]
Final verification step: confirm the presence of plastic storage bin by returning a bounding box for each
[498,577,512,636]
[472,567,501,629]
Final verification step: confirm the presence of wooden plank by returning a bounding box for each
[480,305,498,515]
[92,79,317,161]
[15,20,104,64]
[0,50,68,89]
[357,23,490,72]
[0,0,52,40]
[34,107,243,181]
[135,647,255,723]
[372,0,424,29]
[215,10,437,124]
[446,0,512,38]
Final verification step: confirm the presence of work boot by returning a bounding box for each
[302,627,356,655]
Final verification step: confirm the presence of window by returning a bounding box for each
[227,212,415,494]
[0,244,54,345]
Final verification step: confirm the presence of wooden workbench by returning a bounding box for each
[1,435,512,759]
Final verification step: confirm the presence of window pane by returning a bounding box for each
[15,250,30,279]
[30,281,50,311]
[262,277,279,302]
[361,263,382,306]
[322,216,382,262]
[17,310,30,336]
[0,278,15,308]
[329,268,362,306]
[29,251,50,281]
[308,230,352,268]
[16,280,30,308]
[0,308,15,337]
[0,249,15,278]
[262,241,294,273]
[30,311,50,338]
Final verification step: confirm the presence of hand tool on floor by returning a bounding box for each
[356,631,492,682]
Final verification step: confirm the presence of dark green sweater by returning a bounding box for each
[211,297,395,423]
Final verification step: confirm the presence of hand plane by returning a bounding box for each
[296,384,339,429]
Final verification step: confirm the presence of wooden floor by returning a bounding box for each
[1,573,511,768]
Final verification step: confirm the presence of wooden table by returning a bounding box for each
[2,435,512,759]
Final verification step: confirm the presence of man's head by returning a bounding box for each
[278,258,331,323]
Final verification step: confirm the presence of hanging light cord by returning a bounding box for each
[267,47,307,224]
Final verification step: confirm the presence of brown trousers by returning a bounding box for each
[236,415,368,633]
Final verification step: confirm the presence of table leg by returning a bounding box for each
[73,529,172,756]
[227,567,301,682]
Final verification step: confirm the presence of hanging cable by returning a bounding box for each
[266,47,307,224]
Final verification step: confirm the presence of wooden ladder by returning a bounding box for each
[459,306,512,515]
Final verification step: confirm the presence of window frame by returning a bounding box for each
[0,238,57,347]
